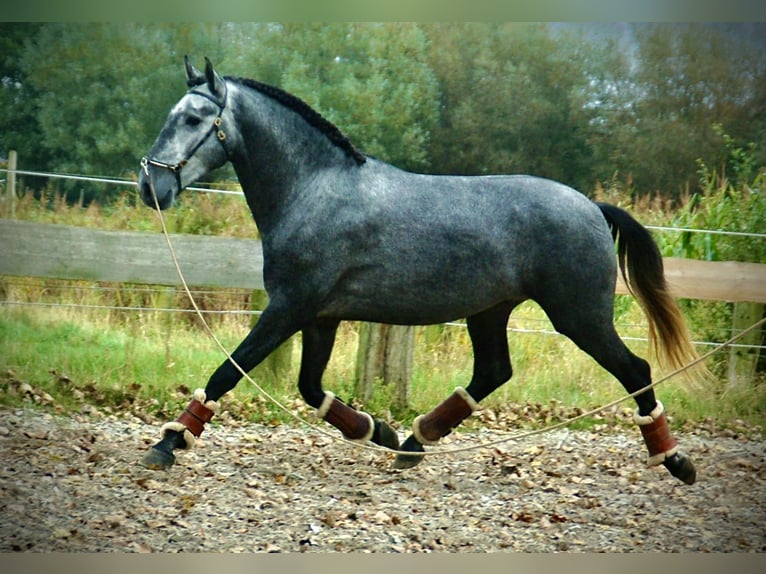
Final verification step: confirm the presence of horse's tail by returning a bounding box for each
[597,202,699,373]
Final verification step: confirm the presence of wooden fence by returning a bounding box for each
[0,219,264,290]
[2,219,764,302]
[1,218,765,392]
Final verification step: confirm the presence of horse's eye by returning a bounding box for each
[185,115,202,127]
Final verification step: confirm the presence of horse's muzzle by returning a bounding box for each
[138,166,175,210]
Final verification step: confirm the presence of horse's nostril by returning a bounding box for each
[140,179,154,202]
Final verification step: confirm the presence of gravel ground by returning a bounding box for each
[0,406,764,553]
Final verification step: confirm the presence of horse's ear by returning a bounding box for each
[184,55,204,87]
[204,57,225,99]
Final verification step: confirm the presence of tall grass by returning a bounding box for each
[1,181,764,434]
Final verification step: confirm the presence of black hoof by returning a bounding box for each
[393,435,426,469]
[373,419,400,451]
[663,451,696,485]
[141,446,176,470]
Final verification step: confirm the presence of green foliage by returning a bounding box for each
[652,133,766,379]
[0,23,51,171]
[423,23,597,188]
[252,23,440,172]
[660,130,766,264]
[604,24,766,199]
[11,183,255,238]
[16,23,224,202]
[3,23,765,204]
[664,187,766,263]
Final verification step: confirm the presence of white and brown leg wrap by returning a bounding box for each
[413,387,478,446]
[317,391,375,442]
[633,401,678,466]
[160,388,220,450]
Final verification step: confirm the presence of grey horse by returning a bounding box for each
[138,57,697,484]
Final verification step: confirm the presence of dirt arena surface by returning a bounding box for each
[1,406,763,553]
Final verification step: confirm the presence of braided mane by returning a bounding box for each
[229,76,367,166]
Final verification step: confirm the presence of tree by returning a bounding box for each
[9,22,764,205]
[0,23,49,173]
[248,23,440,172]
[606,23,766,198]
[18,23,225,202]
[422,23,598,191]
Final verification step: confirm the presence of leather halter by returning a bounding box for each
[141,85,228,191]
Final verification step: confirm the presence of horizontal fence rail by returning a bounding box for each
[614,258,766,303]
[0,219,263,290]
[1,219,765,303]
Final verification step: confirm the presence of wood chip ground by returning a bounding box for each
[1,407,764,553]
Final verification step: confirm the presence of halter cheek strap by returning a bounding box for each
[141,85,229,191]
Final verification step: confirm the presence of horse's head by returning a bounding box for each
[138,56,230,210]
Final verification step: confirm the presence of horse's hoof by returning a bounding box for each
[663,451,696,485]
[373,419,400,451]
[141,446,176,470]
[393,435,426,469]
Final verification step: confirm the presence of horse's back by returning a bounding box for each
[365,164,614,274]
[367,162,602,232]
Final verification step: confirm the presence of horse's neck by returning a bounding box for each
[231,92,351,233]
[231,161,289,235]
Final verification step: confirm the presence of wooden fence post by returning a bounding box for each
[727,302,764,389]
[355,322,414,410]
[0,150,16,302]
[3,150,17,218]
[250,289,293,382]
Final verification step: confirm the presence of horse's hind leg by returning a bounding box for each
[542,299,696,485]
[394,302,514,469]
[300,319,399,450]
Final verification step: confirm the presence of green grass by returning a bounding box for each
[2,293,763,436]
[0,306,223,412]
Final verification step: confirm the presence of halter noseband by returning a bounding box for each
[141,84,229,191]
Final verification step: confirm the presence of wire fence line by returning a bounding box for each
[2,296,762,352]
[0,167,244,196]
[4,277,757,334]
[2,299,261,317]
[3,276,251,297]
[2,166,765,240]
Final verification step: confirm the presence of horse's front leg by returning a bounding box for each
[301,319,399,450]
[141,305,301,470]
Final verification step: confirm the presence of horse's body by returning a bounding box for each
[138,57,697,484]
[269,163,612,326]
